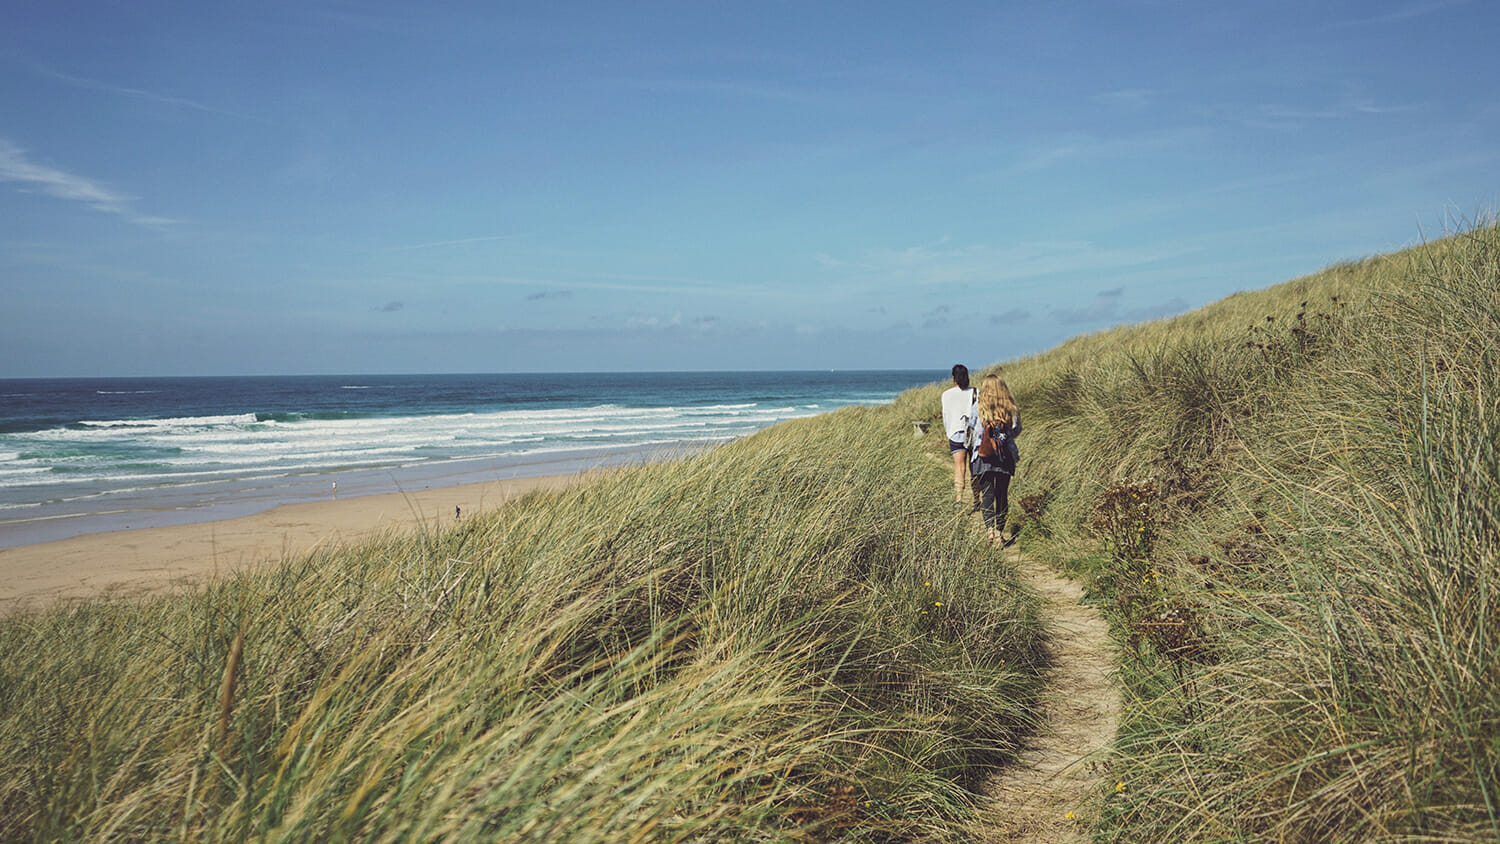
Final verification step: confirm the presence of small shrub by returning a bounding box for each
[1243,295,1347,373]
[1089,480,1158,561]
[1010,492,1052,538]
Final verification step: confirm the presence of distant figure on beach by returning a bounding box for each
[940,364,977,505]
[331,481,337,500]
[968,373,1022,546]
[455,505,461,520]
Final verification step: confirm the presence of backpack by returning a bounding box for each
[968,419,1019,477]
[959,389,979,451]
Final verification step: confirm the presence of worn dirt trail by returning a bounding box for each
[975,549,1121,842]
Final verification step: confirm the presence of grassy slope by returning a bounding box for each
[999,223,1500,841]
[0,397,1046,841]
[2,224,1495,841]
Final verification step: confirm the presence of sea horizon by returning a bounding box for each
[0,366,927,381]
[0,369,934,548]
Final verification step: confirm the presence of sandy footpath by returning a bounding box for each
[0,474,577,614]
[977,550,1120,842]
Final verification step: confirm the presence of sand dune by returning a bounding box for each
[0,474,576,614]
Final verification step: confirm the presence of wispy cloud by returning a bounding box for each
[1050,288,1188,325]
[474,269,784,300]
[305,4,422,35]
[608,311,725,334]
[606,74,819,105]
[829,237,1198,290]
[625,312,684,330]
[382,234,527,252]
[1245,96,1417,128]
[1331,0,1470,27]
[13,56,254,120]
[1052,287,1124,325]
[0,139,176,227]
[525,290,573,301]
[1096,88,1157,111]
[922,303,953,330]
[1009,127,1210,173]
[374,301,404,312]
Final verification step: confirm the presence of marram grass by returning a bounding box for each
[999,222,1500,842]
[0,403,1044,842]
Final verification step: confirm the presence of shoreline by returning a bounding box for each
[0,443,701,551]
[0,473,580,615]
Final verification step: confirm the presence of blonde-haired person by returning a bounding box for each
[968,374,1022,545]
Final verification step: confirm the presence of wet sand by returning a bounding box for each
[0,474,577,614]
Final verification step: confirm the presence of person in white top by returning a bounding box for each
[940,364,976,505]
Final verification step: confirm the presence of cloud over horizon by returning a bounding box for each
[1050,287,1191,326]
[0,139,174,227]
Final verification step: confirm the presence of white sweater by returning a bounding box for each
[941,386,976,442]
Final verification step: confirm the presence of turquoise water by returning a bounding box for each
[0,371,932,546]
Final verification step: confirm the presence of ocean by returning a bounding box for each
[0,370,933,548]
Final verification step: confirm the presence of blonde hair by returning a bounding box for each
[977,374,1016,428]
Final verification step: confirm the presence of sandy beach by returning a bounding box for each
[0,473,577,614]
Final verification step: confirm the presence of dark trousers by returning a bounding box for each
[976,471,1012,531]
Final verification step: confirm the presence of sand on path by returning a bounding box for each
[0,474,577,614]
[976,549,1121,842]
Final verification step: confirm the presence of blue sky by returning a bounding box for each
[2,1,1496,377]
